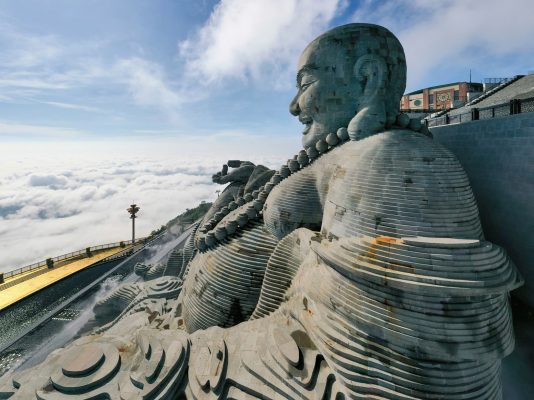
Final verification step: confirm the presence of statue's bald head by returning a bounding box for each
[290,24,407,148]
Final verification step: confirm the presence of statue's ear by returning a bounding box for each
[347,55,388,141]
[353,55,387,98]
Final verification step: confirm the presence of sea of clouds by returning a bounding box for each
[0,141,289,273]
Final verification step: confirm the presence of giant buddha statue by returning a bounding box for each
[0,23,522,400]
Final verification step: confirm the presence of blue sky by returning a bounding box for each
[1,0,533,149]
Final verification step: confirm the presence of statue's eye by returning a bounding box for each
[300,80,315,91]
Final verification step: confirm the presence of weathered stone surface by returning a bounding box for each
[2,328,189,399]
[93,276,182,333]
[93,282,142,324]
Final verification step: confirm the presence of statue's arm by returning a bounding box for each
[211,160,255,185]
[201,161,259,225]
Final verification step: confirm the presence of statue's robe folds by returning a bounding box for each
[0,130,522,400]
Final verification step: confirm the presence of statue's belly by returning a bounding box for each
[263,163,324,240]
[182,220,278,333]
[322,131,483,240]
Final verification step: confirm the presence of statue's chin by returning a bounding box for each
[302,127,328,150]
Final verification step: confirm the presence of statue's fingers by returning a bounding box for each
[227,160,241,168]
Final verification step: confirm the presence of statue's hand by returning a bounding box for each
[212,172,223,184]
[212,161,255,185]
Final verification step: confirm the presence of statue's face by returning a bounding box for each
[290,40,361,149]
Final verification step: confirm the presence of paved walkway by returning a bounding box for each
[0,247,126,311]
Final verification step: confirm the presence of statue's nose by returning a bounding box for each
[289,94,300,116]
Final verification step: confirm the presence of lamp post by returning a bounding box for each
[127,203,140,245]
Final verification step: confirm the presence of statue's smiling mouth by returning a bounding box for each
[299,117,313,135]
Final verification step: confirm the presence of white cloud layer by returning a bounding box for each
[179,0,346,86]
[0,146,288,273]
[0,155,215,272]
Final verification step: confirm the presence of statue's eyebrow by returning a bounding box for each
[296,64,319,87]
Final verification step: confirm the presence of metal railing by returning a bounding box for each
[484,77,513,84]
[0,217,202,290]
[400,108,449,114]
[426,97,534,128]
[90,229,175,266]
[1,239,143,281]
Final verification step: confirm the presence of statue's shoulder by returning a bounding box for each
[338,128,444,155]
[322,129,456,179]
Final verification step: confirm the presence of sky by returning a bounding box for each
[1,0,534,271]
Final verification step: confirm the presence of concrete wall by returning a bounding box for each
[431,113,534,306]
